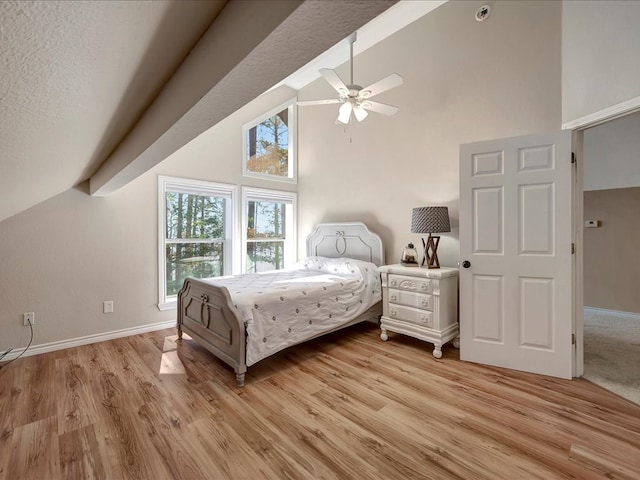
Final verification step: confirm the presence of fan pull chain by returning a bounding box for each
[342,122,352,143]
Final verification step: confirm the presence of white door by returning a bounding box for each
[459,131,574,379]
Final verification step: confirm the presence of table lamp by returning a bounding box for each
[411,206,450,269]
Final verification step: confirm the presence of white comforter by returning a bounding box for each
[202,257,381,366]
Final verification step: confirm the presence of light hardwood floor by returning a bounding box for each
[1,322,639,480]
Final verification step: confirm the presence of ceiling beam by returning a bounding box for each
[90,0,396,196]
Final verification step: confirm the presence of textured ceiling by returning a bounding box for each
[0,0,401,222]
[0,0,226,222]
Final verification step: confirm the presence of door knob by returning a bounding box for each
[462,260,471,268]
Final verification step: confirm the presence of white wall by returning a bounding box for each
[562,1,640,124]
[583,110,640,191]
[297,0,562,266]
[0,86,296,351]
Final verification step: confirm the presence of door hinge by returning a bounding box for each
[571,243,575,254]
[571,333,576,345]
[571,152,576,164]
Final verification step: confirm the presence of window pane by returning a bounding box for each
[247,200,285,239]
[246,241,284,273]
[166,192,225,239]
[165,243,223,296]
[246,108,289,177]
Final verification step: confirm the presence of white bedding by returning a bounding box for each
[201,257,381,366]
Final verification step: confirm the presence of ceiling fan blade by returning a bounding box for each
[319,68,349,96]
[361,101,399,116]
[297,99,341,106]
[359,73,403,99]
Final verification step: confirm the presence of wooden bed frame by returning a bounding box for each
[177,222,385,386]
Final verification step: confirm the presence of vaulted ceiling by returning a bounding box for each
[0,0,445,223]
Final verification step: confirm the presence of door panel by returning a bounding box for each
[519,277,553,349]
[519,183,554,254]
[460,131,574,379]
[474,187,503,253]
[472,275,503,342]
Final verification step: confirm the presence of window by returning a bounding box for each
[242,187,296,273]
[158,176,236,309]
[242,98,297,183]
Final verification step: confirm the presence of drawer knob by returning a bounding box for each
[421,283,428,290]
[421,314,428,322]
[421,299,428,306]
[390,309,397,316]
[391,294,397,301]
[390,280,397,286]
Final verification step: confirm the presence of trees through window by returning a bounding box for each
[243,188,296,273]
[158,177,235,308]
[243,99,296,182]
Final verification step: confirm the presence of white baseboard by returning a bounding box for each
[584,306,640,321]
[0,320,177,362]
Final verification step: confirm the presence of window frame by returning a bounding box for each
[157,175,237,310]
[241,98,297,184]
[241,187,297,274]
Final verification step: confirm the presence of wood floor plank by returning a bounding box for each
[135,401,214,480]
[58,424,107,480]
[247,378,384,480]
[56,355,102,435]
[275,368,460,480]
[186,416,283,480]
[0,322,639,479]
[1,416,60,479]
[0,354,58,431]
[200,378,334,479]
[569,444,640,480]
[0,360,25,435]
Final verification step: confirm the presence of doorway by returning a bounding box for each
[581,110,640,404]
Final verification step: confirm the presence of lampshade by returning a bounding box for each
[353,105,368,122]
[411,206,451,234]
[337,102,353,124]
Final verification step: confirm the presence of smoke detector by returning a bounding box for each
[475,5,491,22]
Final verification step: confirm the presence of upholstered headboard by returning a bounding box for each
[305,222,385,267]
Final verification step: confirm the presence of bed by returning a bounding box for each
[177,222,385,386]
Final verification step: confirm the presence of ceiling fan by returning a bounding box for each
[297,32,403,124]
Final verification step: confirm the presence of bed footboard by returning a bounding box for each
[177,278,247,386]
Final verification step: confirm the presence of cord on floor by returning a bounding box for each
[0,319,34,370]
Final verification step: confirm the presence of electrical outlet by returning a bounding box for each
[23,312,35,326]
[103,301,114,314]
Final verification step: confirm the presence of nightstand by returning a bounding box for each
[379,264,459,358]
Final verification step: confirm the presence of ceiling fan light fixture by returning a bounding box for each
[353,105,368,122]
[337,102,353,124]
[298,31,403,125]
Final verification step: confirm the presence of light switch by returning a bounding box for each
[103,301,114,313]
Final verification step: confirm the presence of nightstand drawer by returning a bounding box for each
[388,274,434,294]
[388,304,433,327]
[389,289,433,310]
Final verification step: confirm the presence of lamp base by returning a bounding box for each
[421,235,441,269]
